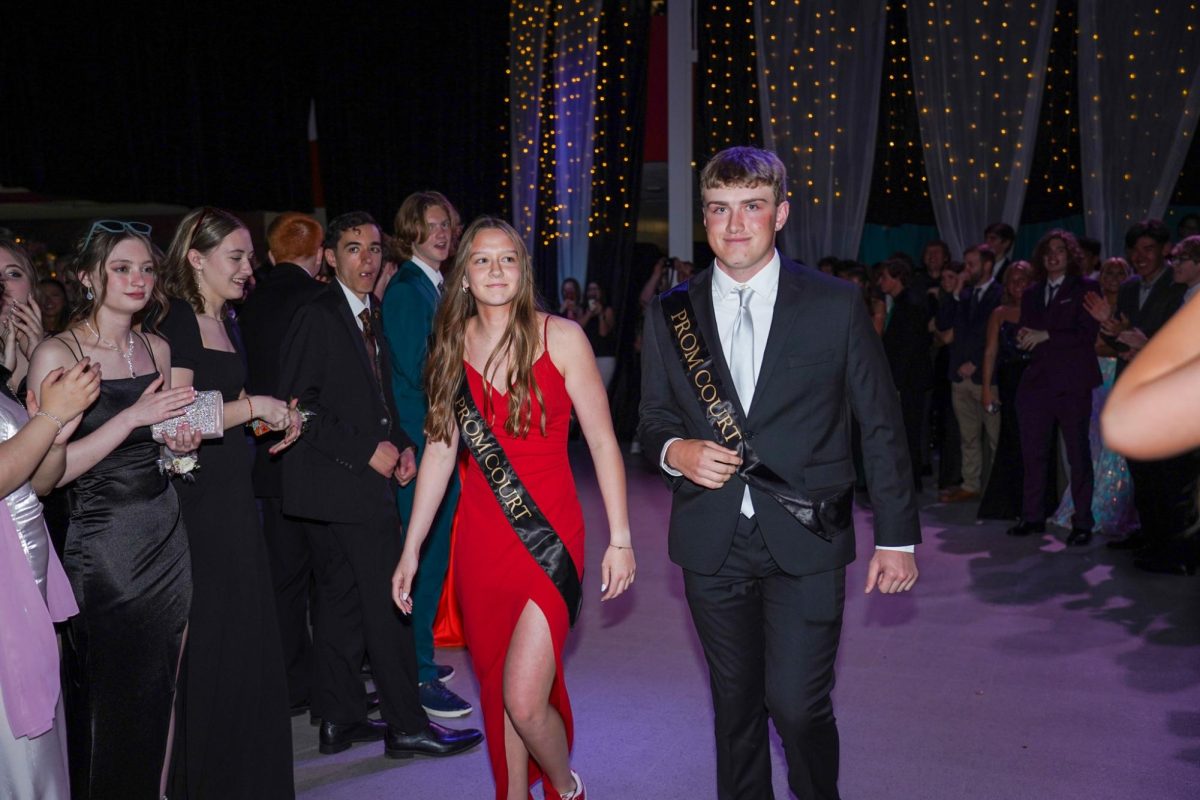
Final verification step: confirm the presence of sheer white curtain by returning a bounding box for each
[551,2,601,286]
[907,0,1055,258]
[509,1,549,252]
[507,0,600,286]
[755,0,887,265]
[1078,2,1200,257]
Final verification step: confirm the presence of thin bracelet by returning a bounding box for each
[607,544,633,550]
[246,396,255,421]
[34,410,64,432]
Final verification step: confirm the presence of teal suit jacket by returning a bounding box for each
[381,260,441,447]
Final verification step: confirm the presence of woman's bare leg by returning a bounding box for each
[160,624,188,798]
[503,600,574,798]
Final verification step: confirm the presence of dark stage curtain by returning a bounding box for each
[1,5,508,226]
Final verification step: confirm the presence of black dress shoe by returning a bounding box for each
[1107,531,1149,551]
[384,721,483,759]
[1006,520,1045,537]
[1133,552,1198,576]
[319,719,386,754]
[1067,527,1093,546]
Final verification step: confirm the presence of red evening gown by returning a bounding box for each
[457,342,585,800]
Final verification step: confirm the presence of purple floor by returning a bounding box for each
[294,448,1200,799]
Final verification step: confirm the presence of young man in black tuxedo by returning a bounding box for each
[638,147,920,800]
[279,211,481,759]
[239,212,327,717]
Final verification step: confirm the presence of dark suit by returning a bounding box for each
[238,262,325,709]
[279,282,426,731]
[638,260,921,799]
[380,261,460,685]
[936,278,1004,493]
[1015,276,1102,527]
[1113,269,1190,546]
[882,288,933,490]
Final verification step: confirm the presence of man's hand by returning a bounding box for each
[1100,312,1130,339]
[369,441,400,477]
[957,361,977,379]
[865,550,919,594]
[1117,327,1149,352]
[666,439,742,489]
[1016,328,1050,350]
[394,446,417,486]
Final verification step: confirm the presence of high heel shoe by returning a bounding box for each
[549,770,585,800]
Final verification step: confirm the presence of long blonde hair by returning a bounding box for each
[424,217,546,443]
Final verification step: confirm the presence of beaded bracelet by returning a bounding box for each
[33,410,64,432]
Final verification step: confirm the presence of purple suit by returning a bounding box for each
[1015,275,1102,528]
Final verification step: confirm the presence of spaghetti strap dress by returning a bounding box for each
[59,331,192,799]
[456,322,585,800]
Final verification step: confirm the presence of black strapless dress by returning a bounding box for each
[62,372,192,799]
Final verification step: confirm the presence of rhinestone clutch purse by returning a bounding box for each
[151,390,225,443]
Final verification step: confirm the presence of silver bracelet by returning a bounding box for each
[33,410,64,432]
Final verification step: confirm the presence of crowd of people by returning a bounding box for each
[0,193,635,800]
[822,217,1200,575]
[1,143,1194,800]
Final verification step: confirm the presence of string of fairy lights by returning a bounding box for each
[696,1,760,163]
[504,0,641,256]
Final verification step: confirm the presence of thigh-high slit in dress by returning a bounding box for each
[456,341,585,800]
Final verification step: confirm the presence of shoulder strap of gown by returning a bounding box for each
[135,329,160,374]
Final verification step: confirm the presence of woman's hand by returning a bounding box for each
[120,376,196,429]
[26,380,88,446]
[163,421,202,455]
[600,543,636,601]
[252,395,292,430]
[391,548,420,613]
[981,385,994,410]
[37,358,101,424]
[267,399,303,455]
[10,299,44,359]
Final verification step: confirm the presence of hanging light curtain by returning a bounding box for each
[551,2,602,287]
[509,1,550,252]
[1078,2,1200,258]
[907,0,1055,258]
[755,0,887,265]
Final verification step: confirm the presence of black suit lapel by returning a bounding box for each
[754,265,803,409]
[688,270,749,421]
[335,290,380,391]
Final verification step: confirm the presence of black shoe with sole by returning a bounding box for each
[1067,528,1093,546]
[319,719,386,754]
[384,721,484,759]
[1006,521,1046,537]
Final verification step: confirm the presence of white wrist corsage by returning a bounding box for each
[158,452,200,481]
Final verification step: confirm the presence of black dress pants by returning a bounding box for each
[301,496,427,733]
[261,496,314,709]
[683,515,845,800]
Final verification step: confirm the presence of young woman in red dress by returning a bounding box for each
[392,217,634,800]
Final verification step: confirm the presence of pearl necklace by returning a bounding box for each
[84,320,136,378]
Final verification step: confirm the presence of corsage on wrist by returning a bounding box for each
[158,452,200,481]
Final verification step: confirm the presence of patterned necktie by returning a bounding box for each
[358,308,382,385]
[730,285,756,410]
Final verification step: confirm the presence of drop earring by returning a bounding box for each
[85,287,94,300]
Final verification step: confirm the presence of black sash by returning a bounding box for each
[659,285,851,541]
[455,376,582,626]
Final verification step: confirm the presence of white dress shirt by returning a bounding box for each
[411,255,444,293]
[337,278,371,333]
[657,253,912,551]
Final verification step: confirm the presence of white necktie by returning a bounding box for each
[730,285,756,410]
[730,285,756,518]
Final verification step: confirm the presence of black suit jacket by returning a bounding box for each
[936,279,1004,383]
[278,283,415,524]
[638,260,922,576]
[882,289,932,394]
[1112,268,1185,374]
[238,263,327,497]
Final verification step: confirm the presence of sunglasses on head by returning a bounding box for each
[82,219,153,251]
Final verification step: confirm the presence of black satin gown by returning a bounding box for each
[978,320,1057,520]
[61,347,192,798]
[159,301,293,799]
